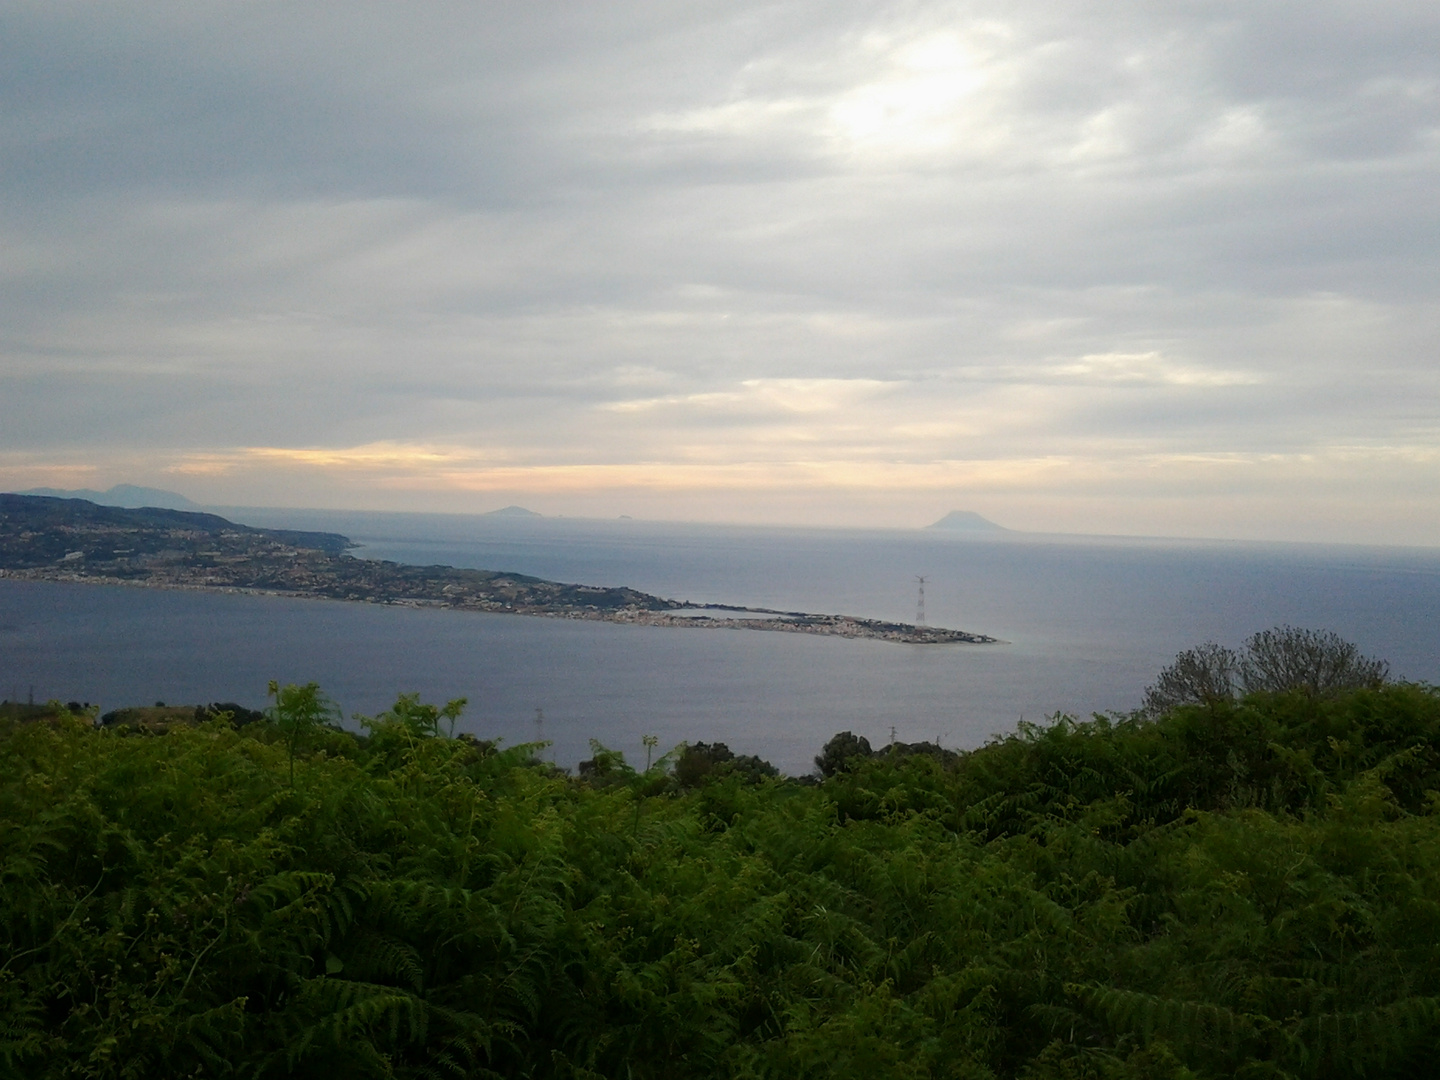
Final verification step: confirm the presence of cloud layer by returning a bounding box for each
[3,1,1438,540]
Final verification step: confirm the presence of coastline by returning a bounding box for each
[0,567,1000,645]
[0,495,1000,646]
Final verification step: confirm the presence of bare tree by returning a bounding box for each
[1142,642,1240,716]
[1239,625,1388,696]
[1142,626,1389,716]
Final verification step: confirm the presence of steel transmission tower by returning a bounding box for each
[915,575,927,625]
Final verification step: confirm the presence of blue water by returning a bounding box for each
[4,510,1439,775]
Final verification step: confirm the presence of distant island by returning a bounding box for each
[0,495,997,646]
[482,505,542,518]
[926,510,1010,532]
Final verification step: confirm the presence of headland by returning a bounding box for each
[0,494,998,645]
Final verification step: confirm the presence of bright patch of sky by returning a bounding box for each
[2,0,1438,542]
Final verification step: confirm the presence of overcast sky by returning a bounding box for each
[2,1,1438,541]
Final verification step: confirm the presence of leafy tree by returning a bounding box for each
[815,730,873,776]
[675,741,779,788]
[675,740,736,787]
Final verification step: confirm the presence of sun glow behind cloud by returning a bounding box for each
[828,32,991,156]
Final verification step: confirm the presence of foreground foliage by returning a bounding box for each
[5,682,1440,1078]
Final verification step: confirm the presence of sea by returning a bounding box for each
[5,509,1440,776]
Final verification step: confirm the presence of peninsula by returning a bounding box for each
[0,495,998,645]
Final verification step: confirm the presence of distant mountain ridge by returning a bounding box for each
[16,484,197,511]
[927,510,1010,532]
[0,493,353,554]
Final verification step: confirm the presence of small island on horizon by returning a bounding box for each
[0,494,999,646]
[927,510,1010,532]
[482,504,543,518]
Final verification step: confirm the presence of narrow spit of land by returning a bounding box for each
[0,495,998,645]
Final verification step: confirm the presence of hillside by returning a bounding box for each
[15,484,199,510]
[0,493,351,561]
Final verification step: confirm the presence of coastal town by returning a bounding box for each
[0,494,998,645]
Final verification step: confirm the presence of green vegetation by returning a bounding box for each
[5,637,1440,1077]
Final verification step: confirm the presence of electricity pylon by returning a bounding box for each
[915,575,927,625]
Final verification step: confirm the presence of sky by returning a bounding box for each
[2,1,1438,543]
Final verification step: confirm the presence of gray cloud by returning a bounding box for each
[2,1,1438,540]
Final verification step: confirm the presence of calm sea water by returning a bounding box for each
[5,510,1440,775]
